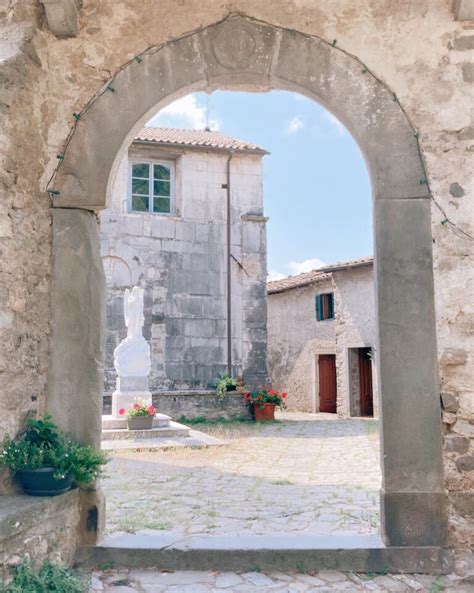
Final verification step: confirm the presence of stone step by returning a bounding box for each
[75,533,454,574]
[101,421,190,440]
[101,428,227,452]
[102,413,171,430]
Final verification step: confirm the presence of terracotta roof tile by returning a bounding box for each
[135,127,268,154]
[267,256,373,294]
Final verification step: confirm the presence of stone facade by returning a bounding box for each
[268,260,378,417]
[101,134,268,393]
[0,0,472,552]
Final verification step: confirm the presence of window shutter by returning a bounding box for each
[315,295,322,321]
[328,293,334,319]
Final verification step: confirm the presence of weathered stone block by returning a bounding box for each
[47,209,105,447]
[375,198,443,493]
[450,492,474,518]
[441,392,460,413]
[441,348,468,366]
[198,16,278,85]
[444,435,470,454]
[455,456,474,472]
[381,490,448,546]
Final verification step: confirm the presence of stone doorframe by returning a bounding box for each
[46,15,446,548]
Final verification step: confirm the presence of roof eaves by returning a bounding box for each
[132,139,269,156]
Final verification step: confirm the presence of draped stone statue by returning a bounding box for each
[112,285,152,417]
[124,286,145,340]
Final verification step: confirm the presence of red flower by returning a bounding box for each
[282,393,288,398]
[118,408,125,415]
[148,405,156,416]
[133,402,140,409]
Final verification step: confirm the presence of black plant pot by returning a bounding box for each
[16,467,73,497]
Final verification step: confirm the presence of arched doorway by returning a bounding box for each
[45,15,446,548]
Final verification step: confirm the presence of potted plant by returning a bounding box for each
[0,415,107,496]
[214,372,243,397]
[243,386,287,421]
[119,399,156,430]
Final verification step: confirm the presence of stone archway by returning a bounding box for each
[45,15,446,548]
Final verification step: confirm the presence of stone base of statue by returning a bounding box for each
[111,387,152,418]
[111,336,152,418]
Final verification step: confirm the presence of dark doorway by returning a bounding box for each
[358,347,374,417]
[318,354,337,413]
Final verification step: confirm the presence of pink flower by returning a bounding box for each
[133,402,140,409]
[118,408,125,415]
[148,405,156,416]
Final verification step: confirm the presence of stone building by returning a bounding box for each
[1,0,472,571]
[268,258,377,417]
[101,127,269,393]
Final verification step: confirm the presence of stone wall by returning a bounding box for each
[267,265,377,416]
[0,0,472,547]
[101,145,268,392]
[0,491,80,579]
[333,266,378,417]
[103,391,248,420]
[267,277,335,412]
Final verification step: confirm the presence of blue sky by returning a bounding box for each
[148,90,372,280]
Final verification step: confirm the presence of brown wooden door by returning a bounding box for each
[359,347,374,417]
[318,354,337,413]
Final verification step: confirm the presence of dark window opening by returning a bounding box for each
[316,293,334,321]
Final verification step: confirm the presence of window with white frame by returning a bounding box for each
[130,161,174,214]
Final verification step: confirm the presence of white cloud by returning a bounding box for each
[324,111,345,136]
[287,116,304,135]
[268,257,326,281]
[147,94,220,130]
[267,270,287,281]
[287,258,326,275]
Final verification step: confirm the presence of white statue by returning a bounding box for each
[124,286,145,340]
[113,285,151,379]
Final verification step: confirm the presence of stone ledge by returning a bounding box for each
[0,489,79,541]
[0,490,80,575]
[76,533,454,574]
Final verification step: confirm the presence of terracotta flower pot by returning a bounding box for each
[16,468,73,497]
[127,415,154,430]
[253,402,276,421]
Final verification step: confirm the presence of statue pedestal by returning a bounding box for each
[111,376,152,418]
[111,392,153,418]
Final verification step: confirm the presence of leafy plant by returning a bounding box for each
[24,414,62,449]
[0,561,86,593]
[118,399,155,418]
[214,372,239,397]
[243,385,288,409]
[0,416,107,485]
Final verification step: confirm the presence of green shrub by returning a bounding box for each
[0,415,107,485]
[0,562,86,593]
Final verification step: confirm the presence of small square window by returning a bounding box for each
[316,293,334,321]
[129,161,174,214]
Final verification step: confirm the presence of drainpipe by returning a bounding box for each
[224,150,234,376]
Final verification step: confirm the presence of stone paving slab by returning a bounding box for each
[87,568,468,592]
[102,429,226,452]
[102,414,381,537]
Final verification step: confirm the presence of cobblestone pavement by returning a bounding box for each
[102,413,381,537]
[88,568,469,592]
